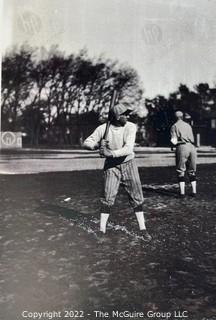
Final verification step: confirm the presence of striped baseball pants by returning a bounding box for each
[101,159,144,211]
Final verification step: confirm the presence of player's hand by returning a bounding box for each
[100,139,107,147]
[100,140,110,157]
[100,147,113,158]
[99,139,106,157]
[100,139,109,148]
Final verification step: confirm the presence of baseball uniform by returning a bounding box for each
[83,106,151,241]
[170,114,197,197]
[84,121,144,209]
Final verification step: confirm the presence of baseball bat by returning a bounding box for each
[103,89,117,140]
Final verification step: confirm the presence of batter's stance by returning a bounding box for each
[170,111,197,197]
[83,104,152,241]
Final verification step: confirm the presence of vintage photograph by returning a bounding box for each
[1,0,216,319]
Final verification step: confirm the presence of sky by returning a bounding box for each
[1,0,216,98]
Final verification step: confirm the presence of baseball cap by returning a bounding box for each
[112,103,133,117]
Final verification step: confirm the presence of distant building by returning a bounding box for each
[204,111,216,146]
[192,111,216,146]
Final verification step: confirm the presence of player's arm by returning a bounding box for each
[188,125,196,146]
[170,125,178,146]
[111,124,137,158]
[83,126,104,150]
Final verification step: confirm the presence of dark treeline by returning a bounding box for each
[2,45,216,146]
[2,45,143,146]
[145,83,216,146]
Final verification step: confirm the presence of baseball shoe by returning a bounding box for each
[139,230,152,242]
[95,230,108,243]
[179,194,186,199]
[191,193,197,198]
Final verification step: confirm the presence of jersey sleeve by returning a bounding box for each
[170,125,178,145]
[83,125,104,150]
[112,123,137,158]
[188,125,195,143]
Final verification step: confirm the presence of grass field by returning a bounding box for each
[0,147,216,174]
[0,164,216,320]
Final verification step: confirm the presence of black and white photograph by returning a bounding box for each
[0,0,216,319]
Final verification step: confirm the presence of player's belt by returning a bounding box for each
[176,141,193,146]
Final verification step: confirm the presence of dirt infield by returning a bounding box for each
[0,164,216,319]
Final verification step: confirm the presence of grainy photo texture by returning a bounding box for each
[0,1,216,320]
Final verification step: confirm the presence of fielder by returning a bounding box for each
[170,111,197,197]
[83,103,152,242]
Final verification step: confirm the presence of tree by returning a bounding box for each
[2,46,144,146]
[1,45,35,131]
[145,95,173,146]
[21,102,46,146]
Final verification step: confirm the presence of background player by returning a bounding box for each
[83,103,152,241]
[170,110,197,198]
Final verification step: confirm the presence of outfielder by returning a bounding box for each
[170,111,197,197]
[83,103,152,241]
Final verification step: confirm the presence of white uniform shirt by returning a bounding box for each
[170,120,194,145]
[83,121,137,162]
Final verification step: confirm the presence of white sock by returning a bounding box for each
[135,211,146,230]
[179,181,185,195]
[100,213,110,233]
[191,181,196,194]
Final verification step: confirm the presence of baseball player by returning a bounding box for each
[83,104,152,241]
[170,111,197,197]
